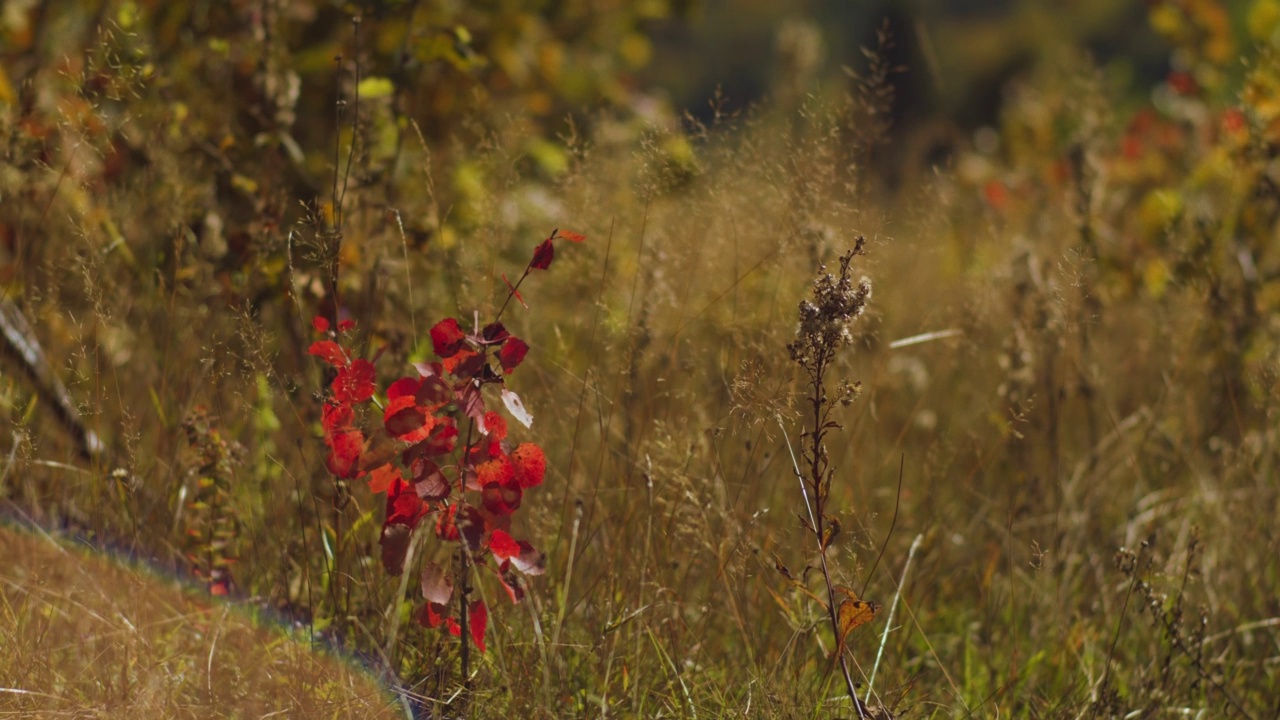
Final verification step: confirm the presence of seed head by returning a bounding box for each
[787,244,871,369]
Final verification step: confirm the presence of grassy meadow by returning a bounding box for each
[2,2,1279,718]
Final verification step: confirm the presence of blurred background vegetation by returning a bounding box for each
[3,0,1280,717]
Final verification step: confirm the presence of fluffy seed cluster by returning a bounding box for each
[787,244,872,369]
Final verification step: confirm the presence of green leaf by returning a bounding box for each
[357,76,396,99]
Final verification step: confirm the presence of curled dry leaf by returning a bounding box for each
[821,514,841,550]
[771,551,797,583]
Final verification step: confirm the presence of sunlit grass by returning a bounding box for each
[0,520,402,717]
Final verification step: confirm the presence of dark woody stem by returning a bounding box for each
[809,352,866,719]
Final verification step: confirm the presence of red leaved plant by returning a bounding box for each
[308,228,582,670]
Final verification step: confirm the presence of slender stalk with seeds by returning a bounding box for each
[783,240,875,716]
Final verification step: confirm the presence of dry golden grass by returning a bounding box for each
[0,522,402,718]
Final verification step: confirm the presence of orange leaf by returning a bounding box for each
[835,586,881,655]
[367,463,401,495]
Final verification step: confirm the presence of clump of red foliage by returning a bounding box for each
[308,228,583,651]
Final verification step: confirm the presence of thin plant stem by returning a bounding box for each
[867,533,923,701]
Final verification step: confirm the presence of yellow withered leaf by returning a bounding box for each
[835,586,881,653]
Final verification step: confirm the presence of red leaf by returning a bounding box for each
[412,458,451,501]
[312,315,330,333]
[443,348,483,378]
[455,382,486,424]
[474,452,515,487]
[366,463,401,495]
[511,540,547,576]
[430,318,466,358]
[498,337,529,374]
[481,322,510,345]
[322,402,354,434]
[333,359,376,404]
[497,565,525,604]
[338,319,356,332]
[403,419,458,461]
[380,523,412,576]
[415,375,453,411]
[490,529,520,560]
[511,443,547,488]
[385,402,428,439]
[530,238,554,270]
[413,360,444,379]
[557,229,586,243]
[483,411,507,441]
[435,504,461,542]
[447,617,461,636]
[309,340,348,368]
[417,601,448,629]
[326,428,364,478]
[482,481,522,516]
[386,377,421,401]
[435,503,484,549]
[420,562,454,605]
[357,430,402,473]
[387,482,429,527]
[469,600,488,653]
